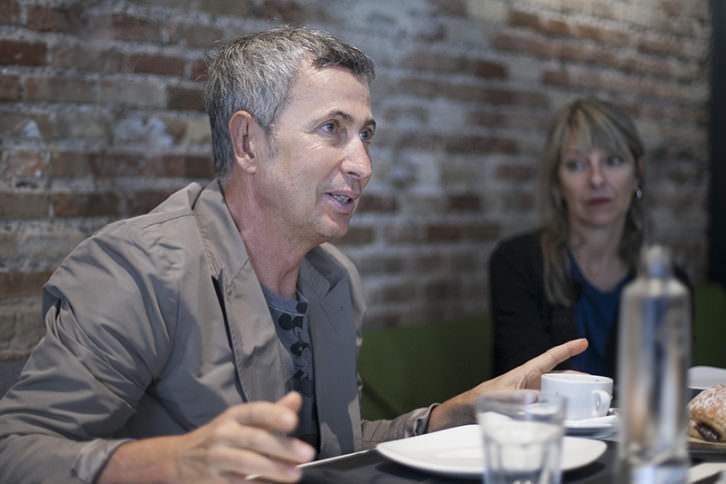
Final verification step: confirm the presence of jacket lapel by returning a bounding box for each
[193,181,286,403]
[300,251,360,456]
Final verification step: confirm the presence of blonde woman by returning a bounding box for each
[489,98,689,378]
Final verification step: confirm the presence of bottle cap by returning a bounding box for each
[640,245,673,278]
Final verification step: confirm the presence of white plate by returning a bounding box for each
[565,414,618,436]
[376,424,607,478]
[689,366,726,390]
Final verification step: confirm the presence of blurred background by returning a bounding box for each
[0,0,714,361]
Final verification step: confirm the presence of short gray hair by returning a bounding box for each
[204,26,376,179]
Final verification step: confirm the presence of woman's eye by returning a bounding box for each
[564,160,584,171]
[606,155,624,166]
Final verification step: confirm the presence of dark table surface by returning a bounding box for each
[299,441,726,484]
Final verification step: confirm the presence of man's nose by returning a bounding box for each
[343,138,373,181]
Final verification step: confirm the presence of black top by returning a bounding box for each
[488,231,692,378]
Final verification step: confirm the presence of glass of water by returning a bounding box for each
[476,390,566,484]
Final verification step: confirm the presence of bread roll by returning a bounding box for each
[688,384,726,442]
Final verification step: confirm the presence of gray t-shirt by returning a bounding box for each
[262,285,319,450]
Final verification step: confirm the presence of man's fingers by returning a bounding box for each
[277,392,303,412]
[228,399,300,434]
[234,425,314,464]
[527,338,588,374]
[210,445,302,483]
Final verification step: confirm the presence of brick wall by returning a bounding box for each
[0,0,711,357]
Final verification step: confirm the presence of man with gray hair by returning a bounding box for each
[0,26,586,483]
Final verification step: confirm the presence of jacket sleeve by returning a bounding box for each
[489,233,558,375]
[0,220,179,484]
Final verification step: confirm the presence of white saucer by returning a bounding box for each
[376,424,607,478]
[565,414,618,436]
[689,366,726,390]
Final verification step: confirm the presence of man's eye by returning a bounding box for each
[360,129,374,143]
[321,121,337,134]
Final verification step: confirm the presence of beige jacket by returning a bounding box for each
[0,181,430,484]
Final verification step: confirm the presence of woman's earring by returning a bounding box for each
[635,186,643,200]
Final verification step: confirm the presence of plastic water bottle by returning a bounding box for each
[616,245,691,483]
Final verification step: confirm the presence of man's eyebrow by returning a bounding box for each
[324,110,376,130]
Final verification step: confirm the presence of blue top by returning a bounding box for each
[568,251,632,376]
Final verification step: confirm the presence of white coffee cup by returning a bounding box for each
[540,373,613,420]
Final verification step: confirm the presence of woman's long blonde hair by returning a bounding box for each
[538,98,646,306]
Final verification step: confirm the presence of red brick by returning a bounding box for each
[24,76,97,103]
[397,77,546,106]
[252,0,307,23]
[337,226,374,246]
[444,135,518,155]
[541,70,569,86]
[26,5,86,33]
[122,54,186,77]
[472,60,507,79]
[462,222,500,241]
[466,110,506,128]
[167,86,205,111]
[544,19,570,37]
[638,36,682,57]
[0,74,20,101]
[495,164,534,181]
[3,151,47,177]
[382,223,422,244]
[572,23,628,47]
[429,0,468,17]
[0,192,49,218]
[48,152,92,177]
[0,0,21,25]
[508,10,540,30]
[89,154,145,178]
[196,0,254,16]
[126,191,174,216]
[0,271,53,299]
[490,32,552,57]
[556,44,596,64]
[426,224,461,242]
[182,156,214,179]
[166,22,227,50]
[51,45,123,73]
[0,40,47,66]
[382,105,429,124]
[53,192,121,217]
[89,13,165,43]
[358,194,397,213]
[510,10,571,37]
[447,194,481,212]
[402,52,506,79]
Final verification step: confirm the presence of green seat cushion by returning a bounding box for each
[358,316,493,420]
[693,283,726,368]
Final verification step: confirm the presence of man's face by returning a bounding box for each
[252,62,376,248]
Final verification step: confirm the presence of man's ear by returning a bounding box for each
[228,110,260,174]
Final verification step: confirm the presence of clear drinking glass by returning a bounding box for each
[476,390,566,484]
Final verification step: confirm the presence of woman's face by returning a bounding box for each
[557,136,640,232]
